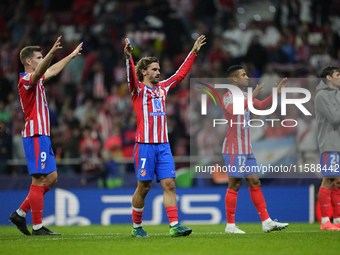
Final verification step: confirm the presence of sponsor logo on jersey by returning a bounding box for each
[149,112,166,116]
[153,98,162,111]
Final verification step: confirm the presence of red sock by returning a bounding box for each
[28,185,45,225]
[249,187,270,221]
[19,197,30,214]
[330,188,340,219]
[165,206,178,224]
[319,187,331,218]
[132,208,143,224]
[225,189,238,224]
[20,185,51,214]
[43,185,51,195]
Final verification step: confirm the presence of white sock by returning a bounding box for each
[33,224,43,230]
[226,223,235,229]
[262,218,272,225]
[16,208,26,218]
[321,217,330,225]
[133,223,142,228]
[170,221,178,227]
[334,217,340,225]
[132,206,144,212]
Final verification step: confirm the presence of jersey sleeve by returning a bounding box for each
[253,94,273,109]
[223,92,252,114]
[21,73,45,90]
[158,52,196,92]
[223,93,233,111]
[126,57,139,95]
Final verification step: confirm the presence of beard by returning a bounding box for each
[151,76,160,84]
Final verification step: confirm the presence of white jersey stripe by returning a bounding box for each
[41,88,47,135]
[222,138,226,153]
[152,98,158,143]
[244,127,248,154]
[165,121,169,142]
[23,121,27,138]
[30,120,34,137]
[143,89,149,143]
[237,115,243,154]
[248,128,251,153]
[161,114,164,143]
[46,101,50,135]
[126,59,132,91]
[36,85,42,134]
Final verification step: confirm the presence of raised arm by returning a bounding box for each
[31,36,62,84]
[44,41,83,82]
[253,94,273,109]
[124,38,138,94]
[159,35,206,90]
[191,34,206,54]
[252,78,288,109]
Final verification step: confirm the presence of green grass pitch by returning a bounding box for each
[1,223,339,255]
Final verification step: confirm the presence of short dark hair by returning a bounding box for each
[226,65,244,78]
[135,57,159,82]
[319,66,340,79]
[19,46,42,66]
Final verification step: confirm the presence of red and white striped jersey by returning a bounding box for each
[18,72,50,138]
[222,89,272,154]
[126,52,196,143]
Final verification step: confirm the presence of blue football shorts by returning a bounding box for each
[22,135,57,175]
[133,142,176,182]
[320,152,340,177]
[223,153,259,178]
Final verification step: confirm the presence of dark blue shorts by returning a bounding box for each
[223,153,259,178]
[22,136,57,175]
[133,143,176,182]
[320,152,340,177]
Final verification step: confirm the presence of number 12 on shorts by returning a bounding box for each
[238,156,246,166]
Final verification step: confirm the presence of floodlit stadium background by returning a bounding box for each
[1,0,340,225]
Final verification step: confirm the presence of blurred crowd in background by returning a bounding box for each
[0,0,340,178]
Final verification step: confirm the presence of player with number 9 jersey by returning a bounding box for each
[19,72,56,175]
[9,37,83,236]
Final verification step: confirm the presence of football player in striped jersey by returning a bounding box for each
[9,36,82,235]
[125,35,205,237]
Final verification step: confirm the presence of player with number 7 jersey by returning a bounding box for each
[124,35,206,237]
